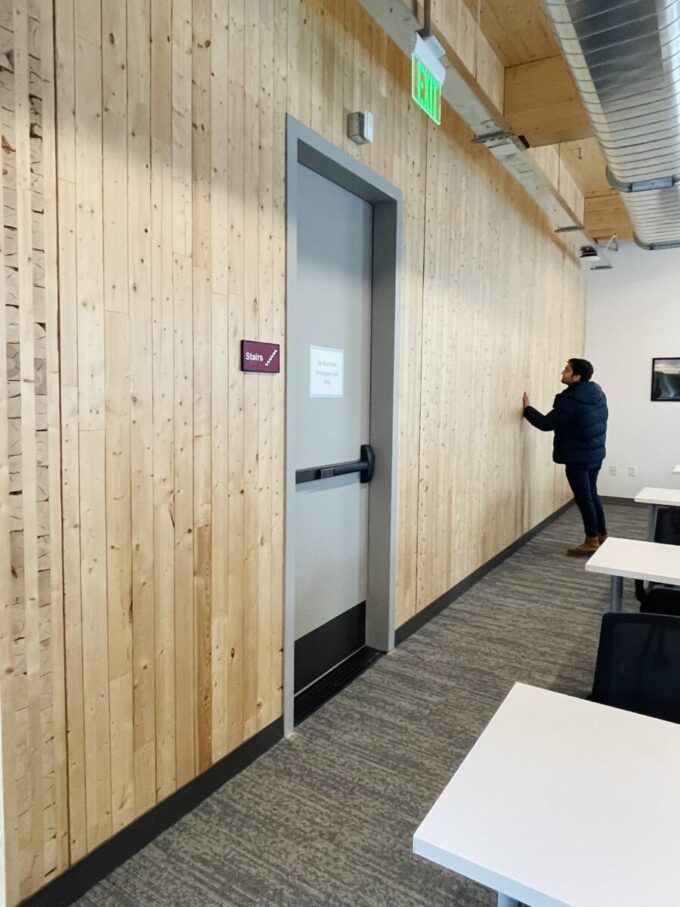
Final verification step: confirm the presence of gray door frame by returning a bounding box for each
[284,116,402,734]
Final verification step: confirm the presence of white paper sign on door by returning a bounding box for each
[309,345,344,398]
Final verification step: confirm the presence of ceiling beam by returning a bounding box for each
[584,193,633,243]
[526,145,584,227]
[504,56,592,147]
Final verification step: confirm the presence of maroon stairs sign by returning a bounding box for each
[240,340,280,373]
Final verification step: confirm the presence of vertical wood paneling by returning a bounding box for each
[1,0,67,897]
[0,48,19,907]
[242,0,260,741]
[102,0,128,316]
[41,0,69,874]
[226,0,245,755]
[270,0,287,724]
[54,0,89,866]
[73,0,111,850]
[172,0,195,789]
[73,11,104,435]
[395,38,427,627]
[104,311,134,830]
[256,0,274,733]
[209,0,230,763]
[191,0,213,775]
[415,109,583,611]
[150,0,176,803]
[102,0,133,834]
[5,1,586,902]
[310,0,323,134]
[13,0,43,891]
[78,428,110,848]
[172,248,195,787]
[296,0,312,124]
[127,0,156,818]
[287,0,301,119]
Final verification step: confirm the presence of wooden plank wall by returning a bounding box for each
[0,0,584,901]
[414,114,584,612]
[0,0,68,902]
[52,0,287,866]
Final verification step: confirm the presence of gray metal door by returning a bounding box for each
[294,163,373,647]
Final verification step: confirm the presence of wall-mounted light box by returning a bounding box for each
[411,34,445,125]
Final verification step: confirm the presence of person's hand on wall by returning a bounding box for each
[522,391,529,409]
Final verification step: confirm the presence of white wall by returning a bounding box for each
[586,241,680,498]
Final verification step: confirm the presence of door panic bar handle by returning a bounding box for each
[296,444,375,485]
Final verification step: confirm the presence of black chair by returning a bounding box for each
[637,584,680,617]
[589,612,680,724]
[654,506,680,546]
[632,510,680,608]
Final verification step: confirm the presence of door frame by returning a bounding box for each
[284,116,402,734]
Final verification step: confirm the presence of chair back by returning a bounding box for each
[654,506,680,546]
[640,587,680,617]
[590,612,680,723]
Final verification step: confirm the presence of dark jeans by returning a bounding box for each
[565,463,607,538]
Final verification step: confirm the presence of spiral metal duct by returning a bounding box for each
[541,0,680,248]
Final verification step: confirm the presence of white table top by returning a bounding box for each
[585,536,680,584]
[674,465,680,475]
[413,683,680,907]
[634,486,680,506]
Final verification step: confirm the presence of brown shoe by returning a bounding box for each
[566,536,601,557]
[598,533,608,544]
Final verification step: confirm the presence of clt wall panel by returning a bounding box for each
[0,0,68,900]
[150,0,177,804]
[1,0,585,901]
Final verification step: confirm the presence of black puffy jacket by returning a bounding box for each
[523,380,608,465]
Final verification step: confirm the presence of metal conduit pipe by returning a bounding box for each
[541,0,680,249]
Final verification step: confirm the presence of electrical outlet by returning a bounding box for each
[628,466,638,477]
[609,465,618,476]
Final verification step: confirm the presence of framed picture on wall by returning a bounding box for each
[651,358,680,401]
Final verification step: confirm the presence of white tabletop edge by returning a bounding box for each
[584,562,680,581]
[634,486,680,505]
[412,834,568,907]
[674,465,680,474]
[585,536,680,583]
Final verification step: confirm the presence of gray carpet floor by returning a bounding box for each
[75,501,646,907]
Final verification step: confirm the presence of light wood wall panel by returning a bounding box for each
[413,115,584,614]
[1,1,585,901]
[0,0,68,901]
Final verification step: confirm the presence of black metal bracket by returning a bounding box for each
[296,444,375,485]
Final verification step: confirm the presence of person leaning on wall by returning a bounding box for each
[522,358,609,557]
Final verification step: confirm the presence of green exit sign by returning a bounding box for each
[412,55,442,125]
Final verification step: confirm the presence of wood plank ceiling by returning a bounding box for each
[462,0,633,242]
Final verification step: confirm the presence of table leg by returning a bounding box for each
[611,575,623,612]
[497,895,520,907]
[648,504,658,542]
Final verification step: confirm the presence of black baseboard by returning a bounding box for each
[600,495,638,506]
[395,499,574,645]
[21,718,283,907]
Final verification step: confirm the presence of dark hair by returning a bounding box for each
[568,358,594,382]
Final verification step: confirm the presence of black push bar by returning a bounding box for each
[295,444,375,485]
